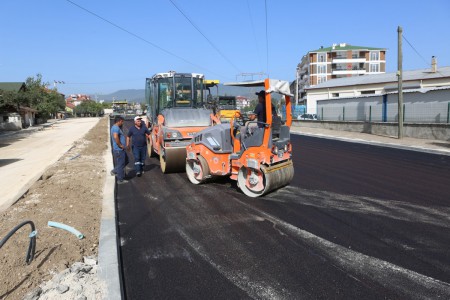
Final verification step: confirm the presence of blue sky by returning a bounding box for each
[1,0,449,96]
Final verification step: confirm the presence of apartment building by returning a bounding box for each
[295,43,386,105]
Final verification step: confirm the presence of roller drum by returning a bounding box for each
[147,137,157,158]
[238,160,294,197]
[262,160,294,195]
[160,147,187,173]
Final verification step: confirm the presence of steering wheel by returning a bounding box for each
[233,111,248,127]
[230,111,246,142]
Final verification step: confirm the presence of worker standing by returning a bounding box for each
[126,116,151,177]
[110,116,129,184]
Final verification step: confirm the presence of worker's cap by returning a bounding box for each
[255,90,265,97]
[134,116,142,121]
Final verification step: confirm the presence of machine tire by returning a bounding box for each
[186,155,210,184]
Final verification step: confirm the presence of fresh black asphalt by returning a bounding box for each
[114,120,450,299]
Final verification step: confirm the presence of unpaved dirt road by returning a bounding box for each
[0,117,107,299]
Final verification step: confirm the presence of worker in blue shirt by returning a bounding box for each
[126,116,151,177]
[110,116,129,184]
[250,90,277,128]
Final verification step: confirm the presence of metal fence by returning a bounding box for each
[317,88,450,123]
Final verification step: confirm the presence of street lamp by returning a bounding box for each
[53,80,65,90]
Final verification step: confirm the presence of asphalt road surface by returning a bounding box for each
[115,121,450,299]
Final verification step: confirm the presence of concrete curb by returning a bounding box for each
[98,122,122,299]
[0,171,45,212]
[292,131,450,156]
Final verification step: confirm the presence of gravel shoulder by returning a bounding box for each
[0,117,108,299]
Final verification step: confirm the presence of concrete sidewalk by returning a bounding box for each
[291,126,450,156]
[0,117,101,211]
[0,117,121,299]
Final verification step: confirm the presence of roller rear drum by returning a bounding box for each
[237,160,294,197]
[160,147,187,173]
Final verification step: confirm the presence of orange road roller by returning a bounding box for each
[186,78,294,197]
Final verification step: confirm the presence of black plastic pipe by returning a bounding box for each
[0,220,37,265]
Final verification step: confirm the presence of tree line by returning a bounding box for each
[73,100,110,117]
[0,74,112,119]
[0,74,65,119]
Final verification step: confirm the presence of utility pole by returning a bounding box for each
[295,66,299,105]
[397,26,404,139]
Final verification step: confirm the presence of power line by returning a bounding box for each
[168,0,241,73]
[264,0,269,77]
[402,34,430,67]
[246,0,263,72]
[65,0,227,78]
[402,34,445,77]
[65,78,143,85]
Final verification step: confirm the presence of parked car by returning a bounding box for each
[297,113,317,120]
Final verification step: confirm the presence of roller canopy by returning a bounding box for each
[161,108,211,127]
[223,79,293,97]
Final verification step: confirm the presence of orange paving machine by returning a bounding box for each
[145,71,220,173]
[186,78,294,197]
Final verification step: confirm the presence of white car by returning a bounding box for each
[297,114,317,120]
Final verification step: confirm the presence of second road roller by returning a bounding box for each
[145,71,220,173]
[186,78,294,197]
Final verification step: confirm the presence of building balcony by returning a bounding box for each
[332,57,366,63]
[332,69,366,75]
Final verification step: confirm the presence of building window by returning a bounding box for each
[318,64,326,74]
[361,90,375,95]
[370,63,380,72]
[370,51,379,61]
[318,53,326,63]
[332,93,339,98]
[318,75,327,84]
[336,51,346,59]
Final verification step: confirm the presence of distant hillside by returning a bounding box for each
[95,84,277,103]
[95,89,144,103]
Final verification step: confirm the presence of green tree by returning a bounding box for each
[22,74,65,119]
[0,90,21,109]
[1,74,65,119]
[25,74,48,108]
[74,100,104,117]
[36,90,65,118]
[101,102,112,109]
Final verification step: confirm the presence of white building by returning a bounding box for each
[294,43,387,107]
[305,60,449,114]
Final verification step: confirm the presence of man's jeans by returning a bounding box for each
[132,146,147,174]
[113,150,128,181]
